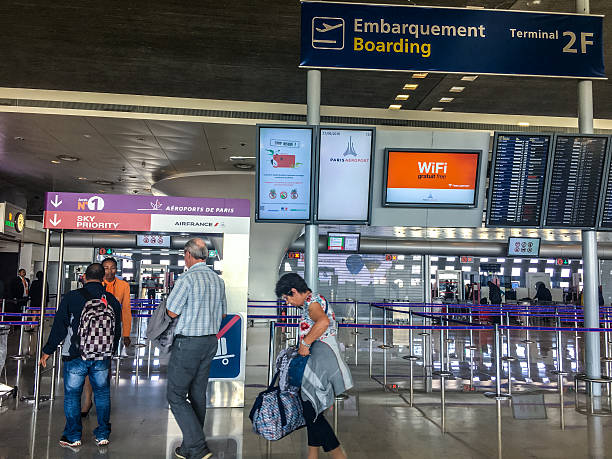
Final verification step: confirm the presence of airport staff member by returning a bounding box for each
[166,238,226,459]
[102,257,132,346]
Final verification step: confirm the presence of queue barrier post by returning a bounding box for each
[485,324,511,402]
[466,308,477,391]
[501,311,517,398]
[368,305,373,378]
[268,321,276,385]
[401,310,419,407]
[352,300,360,367]
[432,320,452,434]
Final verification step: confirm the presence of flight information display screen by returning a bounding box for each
[597,147,612,230]
[544,135,609,228]
[487,133,551,227]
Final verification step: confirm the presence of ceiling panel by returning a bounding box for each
[146,120,205,137]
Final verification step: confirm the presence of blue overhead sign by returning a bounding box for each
[300,1,605,79]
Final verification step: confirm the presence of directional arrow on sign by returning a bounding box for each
[49,214,61,226]
[50,195,62,208]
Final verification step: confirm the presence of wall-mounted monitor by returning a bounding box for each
[596,138,612,231]
[315,127,375,224]
[507,237,541,257]
[256,125,315,223]
[487,133,552,228]
[383,149,481,208]
[327,232,360,252]
[543,134,609,229]
[136,235,171,247]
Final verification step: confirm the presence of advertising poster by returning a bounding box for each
[257,126,313,221]
[317,128,374,222]
[384,150,480,206]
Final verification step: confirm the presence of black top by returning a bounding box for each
[42,282,122,359]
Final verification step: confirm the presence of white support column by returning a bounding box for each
[304,70,321,291]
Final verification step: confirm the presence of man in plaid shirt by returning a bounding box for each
[166,238,227,459]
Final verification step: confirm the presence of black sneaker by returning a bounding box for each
[59,436,82,449]
[175,447,187,459]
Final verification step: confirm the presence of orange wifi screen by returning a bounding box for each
[386,151,479,205]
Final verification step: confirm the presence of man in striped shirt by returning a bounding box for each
[166,238,226,459]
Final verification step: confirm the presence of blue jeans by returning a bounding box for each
[63,358,111,442]
[167,335,218,458]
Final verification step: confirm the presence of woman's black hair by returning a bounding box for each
[275,273,310,298]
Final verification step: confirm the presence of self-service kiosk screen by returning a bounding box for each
[256,126,314,223]
[383,149,481,207]
[544,135,609,229]
[487,133,552,227]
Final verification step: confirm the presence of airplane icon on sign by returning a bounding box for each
[312,17,345,50]
[316,22,343,33]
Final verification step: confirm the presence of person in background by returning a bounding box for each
[9,268,29,313]
[166,238,226,459]
[487,281,503,305]
[534,281,552,302]
[275,273,352,459]
[81,257,132,417]
[146,277,157,302]
[30,271,49,309]
[39,263,122,449]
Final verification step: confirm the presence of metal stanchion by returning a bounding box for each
[34,228,51,410]
[467,309,477,391]
[378,305,393,389]
[50,229,65,401]
[402,310,418,406]
[352,300,359,366]
[268,320,276,385]
[333,393,349,434]
[496,398,503,459]
[134,315,146,348]
[501,312,517,397]
[485,324,511,401]
[551,314,569,430]
[368,305,373,378]
[55,345,62,390]
[432,321,452,433]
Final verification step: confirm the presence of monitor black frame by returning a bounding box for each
[314,126,376,225]
[507,237,542,258]
[486,132,554,228]
[255,124,316,224]
[542,133,610,230]
[382,148,482,208]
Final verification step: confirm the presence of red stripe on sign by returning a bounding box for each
[43,211,151,231]
[217,315,240,339]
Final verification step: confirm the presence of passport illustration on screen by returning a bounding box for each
[267,149,302,168]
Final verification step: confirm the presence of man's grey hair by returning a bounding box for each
[184,238,208,260]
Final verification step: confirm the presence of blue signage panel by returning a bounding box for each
[300,1,605,79]
[210,314,242,380]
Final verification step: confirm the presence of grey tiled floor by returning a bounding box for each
[0,327,611,458]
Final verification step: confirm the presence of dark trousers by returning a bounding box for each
[167,335,218,458]
[301,399,340,452]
